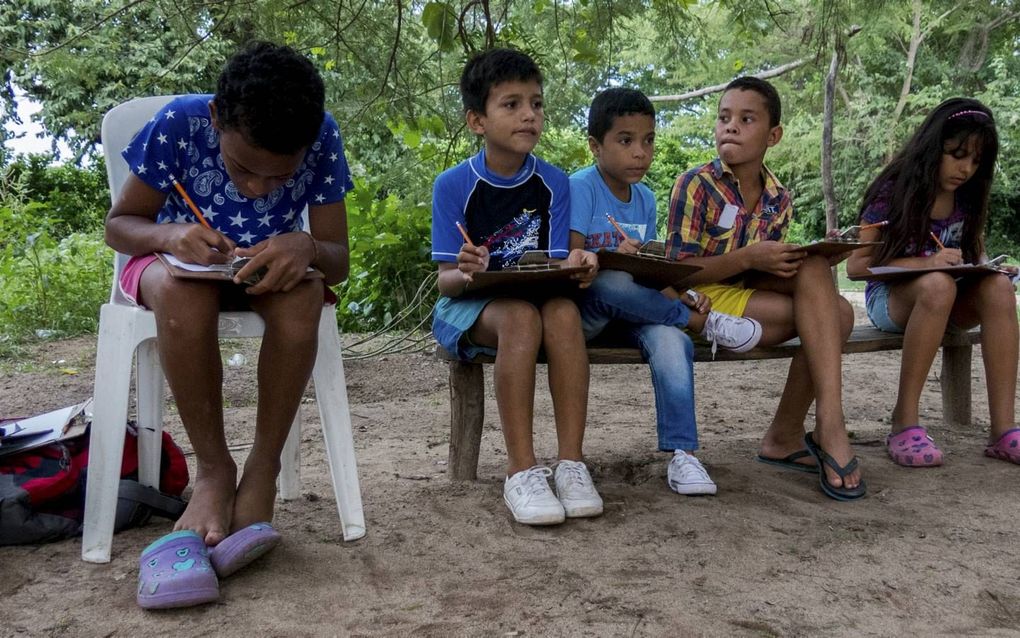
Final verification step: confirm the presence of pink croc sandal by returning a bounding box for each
[886,426,944,467]
[985,428,1020,465]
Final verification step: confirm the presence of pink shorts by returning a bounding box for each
[118,255,160,307]
[118,254,337,308]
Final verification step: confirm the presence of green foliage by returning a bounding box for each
[0,168,110,345]
[338,176,434,332]
[4,0,1020,341]
[3,154,108,233]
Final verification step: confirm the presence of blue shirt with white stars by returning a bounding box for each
[121,94,354,247]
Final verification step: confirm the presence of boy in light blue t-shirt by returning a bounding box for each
[569,88,762,496]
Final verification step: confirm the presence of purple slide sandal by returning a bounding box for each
[209,522,282,578]
[137,530,219,610]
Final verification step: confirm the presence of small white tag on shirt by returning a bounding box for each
[718,204,739,229]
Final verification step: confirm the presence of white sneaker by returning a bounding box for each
[504,466,565,525]
[701,311,762,357]
[667,452,718,496]
[554,460,604,518]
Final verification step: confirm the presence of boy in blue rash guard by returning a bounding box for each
[431,48,602,526]
[569,88,761,496]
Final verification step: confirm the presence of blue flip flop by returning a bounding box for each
[756,449,819,474]
[803,432,867,501]
[209,522,281,578]
[137,530,219,610]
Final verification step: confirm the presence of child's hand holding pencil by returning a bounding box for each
[166,174,235,265]
[455,221,489,283]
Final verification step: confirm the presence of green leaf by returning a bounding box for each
[422,2,458,52]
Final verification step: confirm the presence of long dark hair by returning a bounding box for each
[860,97,998,265]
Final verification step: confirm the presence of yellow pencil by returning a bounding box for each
[455,221,475,247]
[930,231,945,251]
[169,175,213,231]
[606,213,630,241]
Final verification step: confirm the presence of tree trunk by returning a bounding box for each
[886,0,923,161]
[822,48,840,234]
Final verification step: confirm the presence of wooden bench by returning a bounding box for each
[437,326,982,480]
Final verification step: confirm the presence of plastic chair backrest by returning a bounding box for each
[100,96,178,305]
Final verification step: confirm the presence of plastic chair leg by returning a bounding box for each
[82,305,143,563]
[135,339,164,489]
[313,308,365,541]
[278,408,302,501]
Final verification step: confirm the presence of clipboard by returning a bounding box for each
[596,251,701,289]
[798,240,882,258]
[596,240,701,289]
[850,263,1010,282]
[462,251,591,297]
[156,253,324,286]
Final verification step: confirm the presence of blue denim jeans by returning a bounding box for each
[579,270,698,451]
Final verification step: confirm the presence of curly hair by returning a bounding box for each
[586,88,655,143]
[459,48,542,115]
[860,97,998,265]
[213,41,325,155]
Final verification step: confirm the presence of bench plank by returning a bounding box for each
[437,326,981,480]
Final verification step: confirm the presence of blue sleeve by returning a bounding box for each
[430,167,465,264]
[546,168,571,259]
[121,98,190,194]
[569,174,597,235]
[307,114,355,205]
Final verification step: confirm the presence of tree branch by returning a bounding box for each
[648,58,807,103]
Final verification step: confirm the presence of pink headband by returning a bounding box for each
[948,109,990,120]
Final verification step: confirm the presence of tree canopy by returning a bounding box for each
[2,0,1018,331]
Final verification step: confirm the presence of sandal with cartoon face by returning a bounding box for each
[137,530,219,610]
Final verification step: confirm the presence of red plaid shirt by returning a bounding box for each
[666,159,793,261]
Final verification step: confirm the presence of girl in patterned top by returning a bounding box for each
[107,42,354,608]
[846,98,1020,468]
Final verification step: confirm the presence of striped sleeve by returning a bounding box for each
[665,170,709,260]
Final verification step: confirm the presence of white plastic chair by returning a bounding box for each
[81,96,365,563]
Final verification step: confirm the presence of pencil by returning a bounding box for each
[455,221,475,247]
[860,220,889,231]
[606,213,629,240]
[930,231,945,250]
[169,175,213,231]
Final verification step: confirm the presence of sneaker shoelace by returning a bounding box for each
[702,312,727,359]
[557,461,592,492]
[672,454,710,482]
[518,465,555,501]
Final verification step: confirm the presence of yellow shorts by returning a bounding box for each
[692,282,754,317]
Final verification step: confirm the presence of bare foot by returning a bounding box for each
[812,428,861,490]
[174,461,237,546]
[758,428,820,467]
[759,427,817,470]
[230,458,281,532]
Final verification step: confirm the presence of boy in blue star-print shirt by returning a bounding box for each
[106,42,353,607]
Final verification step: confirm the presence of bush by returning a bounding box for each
[0,167,111,347]
[337,176,434,332]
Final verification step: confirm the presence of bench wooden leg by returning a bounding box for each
[941,344,972,426]
[448,360,484,481]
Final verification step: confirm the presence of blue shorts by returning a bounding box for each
[865,283,905,333]
[432,296,497,360]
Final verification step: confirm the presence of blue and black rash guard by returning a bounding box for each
[431,149,570,271]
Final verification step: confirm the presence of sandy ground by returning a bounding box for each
[2,301,1020,637]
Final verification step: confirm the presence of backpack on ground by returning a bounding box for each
[0,422,189,545]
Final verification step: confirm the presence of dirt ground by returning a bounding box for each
[2,301,1020,637]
